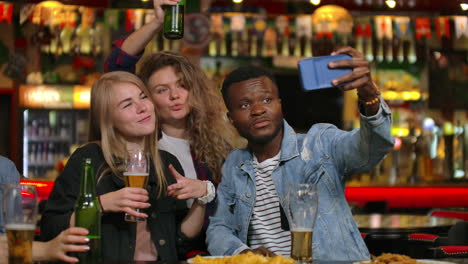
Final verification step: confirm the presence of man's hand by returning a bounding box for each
[240,246,276,257]
[329,46,381,115]
[99,187,151,219]
[167,164,208,200]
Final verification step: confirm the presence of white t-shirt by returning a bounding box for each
[158,131,197,207]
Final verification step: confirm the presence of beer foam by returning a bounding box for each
[5,224,35,230]
[123,172,149,177]
[291,228,313,232]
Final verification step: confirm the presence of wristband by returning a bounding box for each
[196,181,216,205]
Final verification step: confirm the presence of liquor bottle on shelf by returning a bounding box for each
[48,143,55,164]
[407,39,417,63]
[281,35,289,56]
[453,121,465,179]
[397,39,405,63]
[250,35,258,57]
[208,32,217,57]
[36,143,43,163]
[231,32,239,57]
[74,158,101,263]
[293,36,302,57]
[304,36,312,57]
[239,27,249,57]
[219,33,227,56]
[42,142,48,163]
[29,143,36,164]
[376,39,384,62]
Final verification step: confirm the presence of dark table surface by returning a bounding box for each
[353,214,459,234]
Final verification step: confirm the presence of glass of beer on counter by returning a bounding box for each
[124,149,149,222]
[4,184,38,264]
[284,183,318,264]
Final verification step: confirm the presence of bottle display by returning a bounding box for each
[22,110,89,179]
[74,158,101,263]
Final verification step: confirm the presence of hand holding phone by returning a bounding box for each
[298,54,353,91]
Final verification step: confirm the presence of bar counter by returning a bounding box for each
[21,180,468,210]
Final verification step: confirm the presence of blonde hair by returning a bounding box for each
[139,52,240,180]
[88,71,167,194]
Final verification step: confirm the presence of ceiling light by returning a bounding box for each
[233,0,243,3]
[461,3,468,10]
[310,0,321,5]
[385,0,396,8]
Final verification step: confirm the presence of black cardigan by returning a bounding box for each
[40,143,189,261]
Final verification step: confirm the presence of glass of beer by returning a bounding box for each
[284,183,318,264]
[3,184,38,264]
[124,149,149,222]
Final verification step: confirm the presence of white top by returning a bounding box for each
[248,152,291,256]
[158,131,197,207]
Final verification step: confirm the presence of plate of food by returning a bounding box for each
[353,253,456,264]
[187,256,224,264]
[187,252,295,264]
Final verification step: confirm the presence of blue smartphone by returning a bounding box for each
[298,54,353,91]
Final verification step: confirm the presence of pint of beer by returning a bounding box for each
[3,185,37,264]
[5,224,35,264]
[124,150,149,222]
[283,184,318,264]
[291,228,313,262]
[124,172,149,189]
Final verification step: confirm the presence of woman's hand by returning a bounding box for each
[153,0,180,25]
[33,227,90,263]
[167,164,208,200]
[99,187,150,219]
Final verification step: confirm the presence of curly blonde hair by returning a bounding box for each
[139,52,241,181]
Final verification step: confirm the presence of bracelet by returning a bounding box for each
[359,96,380,106]
[196,181,216,205]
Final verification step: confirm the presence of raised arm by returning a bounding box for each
[104,0,179,73]
[321,47,394,179]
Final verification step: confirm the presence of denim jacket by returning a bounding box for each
[206,101,394,261]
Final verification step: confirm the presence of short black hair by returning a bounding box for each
[221,65,277,107]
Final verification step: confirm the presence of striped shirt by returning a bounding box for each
[248,152,291,256]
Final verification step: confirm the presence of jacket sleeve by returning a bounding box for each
[104,36,144,73]
[326,99,394,180]
[206,162,249,256]
[40,145,101,242]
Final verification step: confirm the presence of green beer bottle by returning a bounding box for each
[163,0,185,40]
[74,158,101,263]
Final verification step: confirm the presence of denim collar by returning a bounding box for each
[279,120,300,162]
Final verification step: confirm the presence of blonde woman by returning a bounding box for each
[40,71,206,261]
[105,0,240,257]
